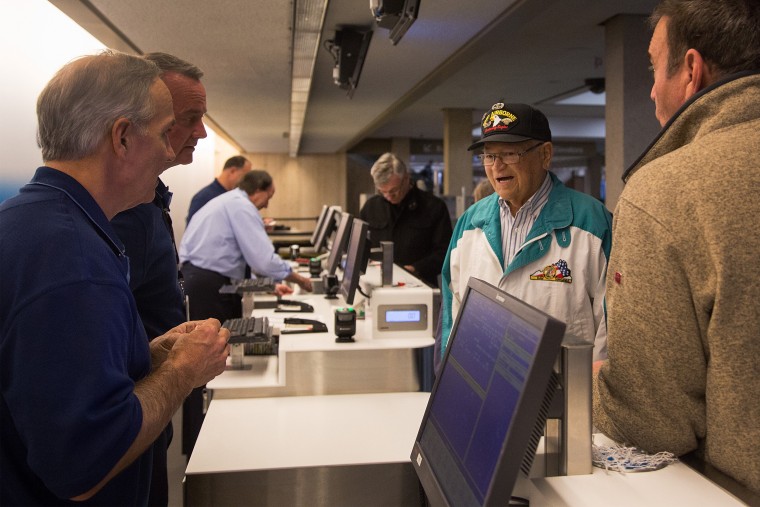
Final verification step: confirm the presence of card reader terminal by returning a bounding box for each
[334,307,357,343]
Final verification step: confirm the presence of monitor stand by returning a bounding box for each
[380,241,394,286]
[310,276,325,295]
[323,274,339,299]
[544,340,593,477]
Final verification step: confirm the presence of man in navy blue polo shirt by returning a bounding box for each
[186,155,252,225]
[110,53,208,504]
[0,51,230,505]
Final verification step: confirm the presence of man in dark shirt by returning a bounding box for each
[186,155,252,224]
[110,52,208,506]
[0,50,229,507]
[360,152,452,287]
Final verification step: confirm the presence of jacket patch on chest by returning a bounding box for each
[530,258,572,283]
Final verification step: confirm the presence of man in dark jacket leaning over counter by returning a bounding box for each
[360,152,452,287]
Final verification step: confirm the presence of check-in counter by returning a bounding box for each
[206,263,435,400]
[187,262,752,507]
[185,393,748,507]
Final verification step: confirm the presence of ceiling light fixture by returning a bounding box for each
[536,78,606,106]
[289,0,329,157]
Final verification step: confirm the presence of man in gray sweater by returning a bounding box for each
[593,0,760,495]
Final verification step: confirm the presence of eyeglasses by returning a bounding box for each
[477,142,545,166]
[376,173,409,198]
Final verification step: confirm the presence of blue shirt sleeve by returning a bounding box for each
[180,190,292,281]
[226,196,292,280]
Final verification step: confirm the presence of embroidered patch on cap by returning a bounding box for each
[530,259,572,283]
[482,104,518,135]
[467,102,552,150]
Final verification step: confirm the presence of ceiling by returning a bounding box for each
[51,0,659,156]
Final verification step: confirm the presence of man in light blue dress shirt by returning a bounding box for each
[179,169,312,321]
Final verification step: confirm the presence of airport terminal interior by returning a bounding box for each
[1,0,758,506]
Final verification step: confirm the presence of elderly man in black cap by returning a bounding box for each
[437,102,613,370]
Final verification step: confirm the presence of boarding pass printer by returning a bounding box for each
[369,284,433,339]
[366,241,433,339]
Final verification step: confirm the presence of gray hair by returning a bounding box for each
[37,50,160,161]
[144,52,204,80]
[370,152,408,186]
[650,0,760,79]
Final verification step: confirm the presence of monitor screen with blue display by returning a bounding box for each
[411,277,565,506]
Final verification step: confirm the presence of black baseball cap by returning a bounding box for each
[468,102,552,151]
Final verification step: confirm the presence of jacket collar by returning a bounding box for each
[469,172,572,262]
[470,172,570,230]
[533,173,573,236]
[154,178,173,208]
[623,70,760,182]
[393,184,420,211]
[30,166,126,259]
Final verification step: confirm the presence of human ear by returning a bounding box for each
[541,143,554,170]
[682,48,706,99]
[111,118,131,157]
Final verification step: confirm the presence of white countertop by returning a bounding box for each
[186,392,430,474]
[188,394,747,506]
[523,450,746,506]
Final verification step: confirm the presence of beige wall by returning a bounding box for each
[163,129,238,243]
[243,152,348,231]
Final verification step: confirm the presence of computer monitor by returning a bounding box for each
[310,205,330,246]
[325,211,354,276]
[312,206,342,254]
[339,218,370,305]
[411,277,566,507]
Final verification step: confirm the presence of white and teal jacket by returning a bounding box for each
[441,172,612,361]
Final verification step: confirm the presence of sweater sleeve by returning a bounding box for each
[593,197,705,455]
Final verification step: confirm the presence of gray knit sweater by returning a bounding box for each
[593,71,760,495]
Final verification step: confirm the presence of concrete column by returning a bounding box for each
[603,15,661,212]
[443,108,474,196]
[584,143,603,200]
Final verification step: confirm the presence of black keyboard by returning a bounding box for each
[218,277,276,295]
[235,277,275,293]
[223,317,268,343]
[222,316,278,355]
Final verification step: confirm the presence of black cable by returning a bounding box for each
[357,285,370,300]
[322,39,339,64]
